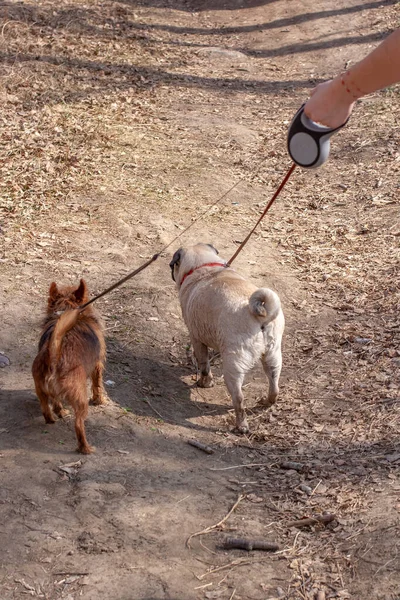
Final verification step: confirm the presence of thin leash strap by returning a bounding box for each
[226,162,296,266]
[79,253,159,310]
[79,155,271,310]
[156,153,270,256]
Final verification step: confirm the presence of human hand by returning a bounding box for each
[304,77,355,128]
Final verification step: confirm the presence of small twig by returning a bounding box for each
[144,397,164,420]
[209,463,269,471]
[276,531,301,555]
[187,494,245,548]
[14,580,35,593]
[344,518,372,541]
[229,588,237,600]
[197,557,252,580]
[52,571,89,576]
[286,514,335,528]
[223,537,279,552]
[335,559,345,588]
[299,562,309,599]
[229,443,265,453]
[194,582,213,590]
[295,588,307,600]
[188,439,214,454]
[374,556,397,575]
[200,537,218,555]
[175,494,191,505]
[309,479,322,498]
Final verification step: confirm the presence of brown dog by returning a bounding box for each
[170,243,285,433]
[32,279,107,454]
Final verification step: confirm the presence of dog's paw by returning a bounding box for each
[78,444,95,455]
[57,408,70,419]
[197,375,214,388]
[258,394,278,408]
[44,415,56,424]
[234,421,249,435]
[91,394,109,406]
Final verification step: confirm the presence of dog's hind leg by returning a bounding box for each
[192,338,214,388]
[64,370,93,454]
[35,383,56,424]
[51,398,70,419]
[260,349,282,407]
[222,360,248,433]
[91,362,107,405]
[73,394,93,454]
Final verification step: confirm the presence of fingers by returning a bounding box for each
[303,79,355,128]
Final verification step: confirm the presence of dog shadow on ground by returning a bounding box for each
[1,383,398,488]
[0,336,232,457]
[105,336,231,432]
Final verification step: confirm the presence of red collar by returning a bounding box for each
[180,262,227,286]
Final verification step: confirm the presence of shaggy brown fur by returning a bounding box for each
[32,279,107,454]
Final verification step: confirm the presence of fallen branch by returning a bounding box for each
[280,461,304,472]
[286,514,335,528]
[223,537,279,552]
[186,494,245,548]
[187,439,214,455]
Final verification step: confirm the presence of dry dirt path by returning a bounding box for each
[0,0,399,599]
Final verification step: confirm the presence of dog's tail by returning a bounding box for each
[49,309,80,365]
[249,288,281,325]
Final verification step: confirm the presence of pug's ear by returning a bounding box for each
[73,279,87,304]
[207,244,219,255]
[169,248,182,282]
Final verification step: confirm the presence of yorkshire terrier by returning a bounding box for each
[32,279,107,454]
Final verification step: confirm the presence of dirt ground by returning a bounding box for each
[1,0,399,598]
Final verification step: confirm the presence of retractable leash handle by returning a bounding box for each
[287,104,348,168]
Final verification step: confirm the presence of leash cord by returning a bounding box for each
[80,158,295,310]
[80,253,160,310]
[226,162,296,266]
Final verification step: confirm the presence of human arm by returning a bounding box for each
[304,28,400,128]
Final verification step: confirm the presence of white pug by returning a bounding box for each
[170,243,284,433]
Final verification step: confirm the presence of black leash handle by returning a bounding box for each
[288,104,349,168]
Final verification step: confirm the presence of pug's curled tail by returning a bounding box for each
[249,288,281,324]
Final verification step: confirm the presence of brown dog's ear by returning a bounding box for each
[169,249,182,282]
[48,282,60,310]
[207,244,219,255]
[73,279,87,304]
[49,282,59,299]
